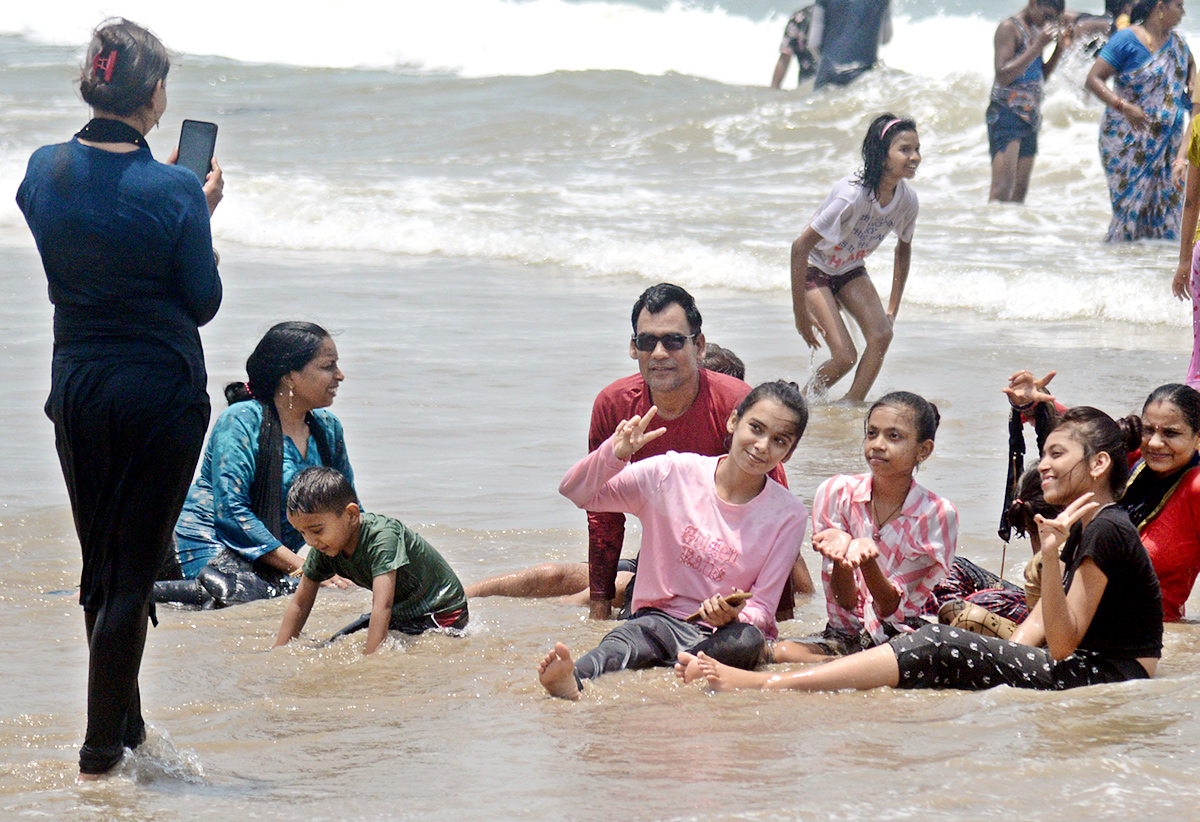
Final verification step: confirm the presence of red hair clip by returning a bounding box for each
[92,50,118,83]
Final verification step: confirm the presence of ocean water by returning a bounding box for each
[2,1,1200,819]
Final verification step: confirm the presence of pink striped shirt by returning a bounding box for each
[560,436,808,638]
[813,473,958,643]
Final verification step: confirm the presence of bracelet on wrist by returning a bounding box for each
[1113,98,1125,112]
[1010,400,1037,413]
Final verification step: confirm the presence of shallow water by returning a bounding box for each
[3,248,1200,820]
[3,0,1200,817]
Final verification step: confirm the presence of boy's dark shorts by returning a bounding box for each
[987,101,1038,158]
[804,265,867,296]
[393,605,469,635]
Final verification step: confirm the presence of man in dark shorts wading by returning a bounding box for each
[988,0,1072,203]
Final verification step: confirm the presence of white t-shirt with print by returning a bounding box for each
[807,176,918,276]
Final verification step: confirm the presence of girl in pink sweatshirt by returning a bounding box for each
[538,380,810,700]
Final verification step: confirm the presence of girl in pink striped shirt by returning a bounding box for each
[769,391,958,664]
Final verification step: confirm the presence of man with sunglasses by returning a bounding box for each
[585,283,790,620]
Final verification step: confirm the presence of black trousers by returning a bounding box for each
[47,358,208,774]
[891,624,1150,691]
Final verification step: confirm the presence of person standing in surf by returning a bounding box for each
[771,6,821,89]
[1085,0,1194,242]
[791,113,920,402]
[988,0,1072,203]
[15,18,223,780]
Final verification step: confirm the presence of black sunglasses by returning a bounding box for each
[632,332,696,352]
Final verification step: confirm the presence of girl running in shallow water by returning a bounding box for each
[792,113,921,401]
[684,407,1163,694]
[538,381,811,700]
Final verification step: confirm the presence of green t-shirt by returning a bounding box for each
[302,512,465,623]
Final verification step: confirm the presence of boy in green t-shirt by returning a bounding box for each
[274,467,468,654]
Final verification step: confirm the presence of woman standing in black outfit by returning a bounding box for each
[15,18,224,779]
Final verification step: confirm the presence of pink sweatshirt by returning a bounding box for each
[559,436,807,638]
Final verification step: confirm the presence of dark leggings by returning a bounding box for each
[49,362,208,774]
[891,624,1150,691]
[573,607,764,684]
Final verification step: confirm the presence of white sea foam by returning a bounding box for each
[194,167,1187,327]
[5,1,1200,83]
[0,0,792,84]
[0,1,1036,87]
[2,2,1190,329]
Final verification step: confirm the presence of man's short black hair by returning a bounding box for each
[630,283,702,336]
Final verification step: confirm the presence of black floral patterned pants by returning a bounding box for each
[891,624,1149,691]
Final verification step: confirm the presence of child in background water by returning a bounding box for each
[791,113,921,401]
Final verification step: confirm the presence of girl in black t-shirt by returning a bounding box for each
[683,406,1164,694]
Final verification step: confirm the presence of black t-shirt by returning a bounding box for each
[1062,506,1163,659]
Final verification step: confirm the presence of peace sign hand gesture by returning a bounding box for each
[1034,492,1099,560]
[612,406,668,461]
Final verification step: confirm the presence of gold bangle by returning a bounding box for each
[288,567,303,577]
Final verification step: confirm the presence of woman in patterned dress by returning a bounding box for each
[1086,0,1194,241]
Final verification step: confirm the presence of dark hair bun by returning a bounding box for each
[225,381,253,405]
[1116,414,1143,453]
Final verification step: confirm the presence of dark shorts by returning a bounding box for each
[326,604,470,642]
[394,605,469,635]
[804,265,868,295]
[987,101,1038,158]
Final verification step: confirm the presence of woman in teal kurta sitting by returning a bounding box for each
[154,321,354,607]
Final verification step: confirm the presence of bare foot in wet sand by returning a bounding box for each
[538,642,581,700]
[695,652,772,692]
[674,651,704,683]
